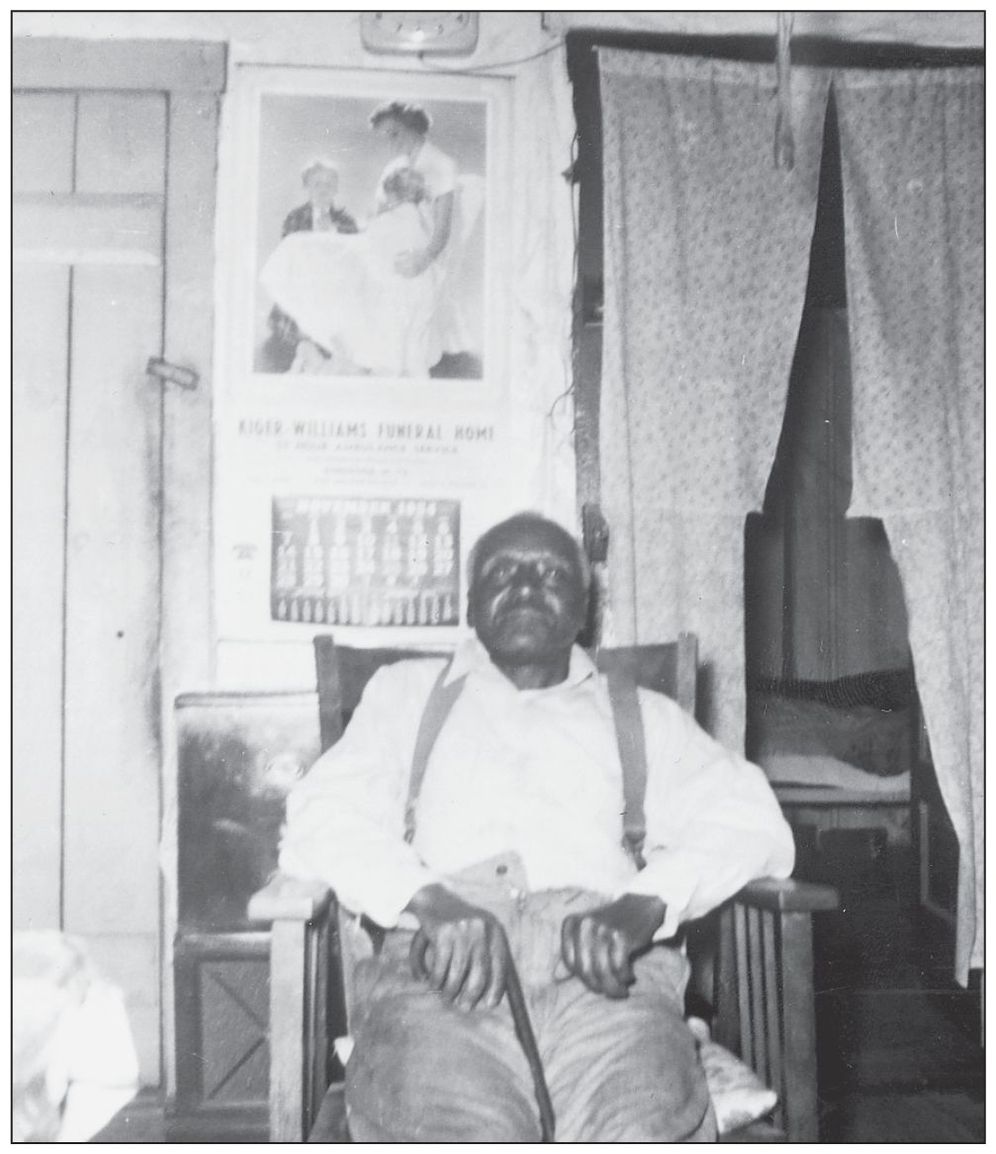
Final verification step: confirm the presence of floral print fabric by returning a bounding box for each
[598,48,830,747]
[836,67,984,981]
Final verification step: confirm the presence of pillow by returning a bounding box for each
[687,1016,777,1135]
[761,753,912,795]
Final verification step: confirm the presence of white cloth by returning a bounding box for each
[381,139,458,202]
[280,641,794,939]
[13,932,140,1142]
[259,205,436,376]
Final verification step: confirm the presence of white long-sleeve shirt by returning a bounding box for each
[280,640,795,939]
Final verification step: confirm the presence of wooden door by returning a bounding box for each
[13,35,223,1093]
[14,88,167,1080]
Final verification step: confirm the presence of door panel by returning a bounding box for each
[63,262,163,937]
[76,92,167,194]
[12,92,75,192]
[12,263,71,929]
[13,193,164,266]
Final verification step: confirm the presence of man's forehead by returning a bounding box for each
[477,521,579,565]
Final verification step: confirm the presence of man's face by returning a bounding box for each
[468,519,588,668]
[305,169,338,212]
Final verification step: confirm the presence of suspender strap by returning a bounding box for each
[404,659,466,844]
[606,666,648,869]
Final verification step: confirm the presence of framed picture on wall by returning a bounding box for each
[218,65,512,396]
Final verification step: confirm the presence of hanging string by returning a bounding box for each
[774,11,795,171]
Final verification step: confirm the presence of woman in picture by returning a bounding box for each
[369,100,484,376]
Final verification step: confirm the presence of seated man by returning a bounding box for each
[280,512,794,1142]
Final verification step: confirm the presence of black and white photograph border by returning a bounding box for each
[217,64,513,398]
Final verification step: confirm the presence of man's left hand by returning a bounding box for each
[560,894,666,999]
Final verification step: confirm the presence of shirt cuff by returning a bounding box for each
[277,845,439,931]
[619,862,696,941]
[360,865,440,930]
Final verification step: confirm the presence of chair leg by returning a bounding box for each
[777,912,819,1143]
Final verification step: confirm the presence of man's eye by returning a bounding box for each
[541,567,570,586]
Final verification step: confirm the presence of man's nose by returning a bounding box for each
[509,564,543,596]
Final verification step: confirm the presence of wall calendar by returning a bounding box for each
[271,496,460,627]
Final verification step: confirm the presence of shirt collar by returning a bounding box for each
[447,637,598,690]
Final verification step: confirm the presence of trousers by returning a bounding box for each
[344,854,717,1142]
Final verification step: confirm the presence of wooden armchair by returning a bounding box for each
[249,635,837,1142]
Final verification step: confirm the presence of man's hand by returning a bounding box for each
[560,894,666,999]
[405,884,510,1012]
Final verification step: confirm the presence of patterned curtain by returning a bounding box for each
[835,68,984,983]
[598,49,830,747]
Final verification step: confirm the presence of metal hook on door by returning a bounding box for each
[146,357,199,390]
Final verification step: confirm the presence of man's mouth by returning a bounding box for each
[497,604,549,624]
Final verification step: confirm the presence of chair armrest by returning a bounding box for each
[735,876,839,913]
[248,872,333,923]
[248,872,336,1142]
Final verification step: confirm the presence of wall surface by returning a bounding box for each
[13,11,550,65]
[14,10,984,49]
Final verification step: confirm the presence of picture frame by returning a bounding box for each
[218,64,512,404]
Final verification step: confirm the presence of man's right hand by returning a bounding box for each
[404,884,509,1012]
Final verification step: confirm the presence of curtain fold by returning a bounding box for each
[835,67,983,983]
[598,49,830,747]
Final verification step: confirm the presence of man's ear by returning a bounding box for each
[575,584,591,635]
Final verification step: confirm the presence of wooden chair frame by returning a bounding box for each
[249,635,837,1142]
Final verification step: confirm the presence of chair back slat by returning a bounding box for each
[734,903,753,1067]
[313,637,451,753]
[314,636,346,752]
[593,633,698,716]
[746,908,769,1082]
